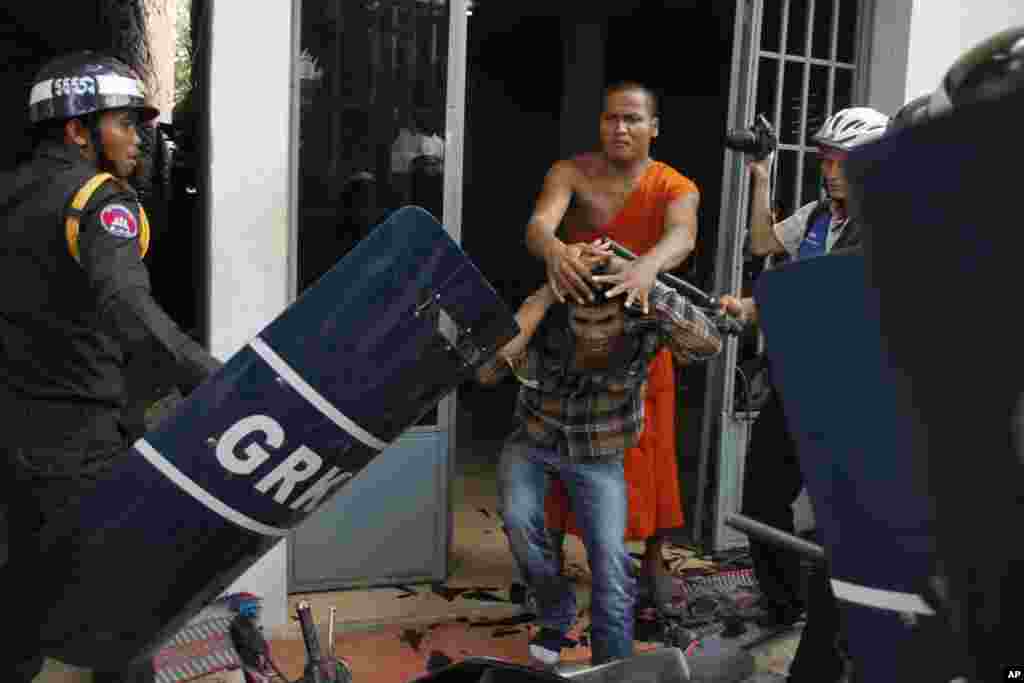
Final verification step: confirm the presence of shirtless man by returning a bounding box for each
[526,82,698,312]
[524,81,701,613]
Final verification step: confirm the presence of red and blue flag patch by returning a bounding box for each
[100,204,139,239]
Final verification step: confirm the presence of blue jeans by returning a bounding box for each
[498,441,635,664]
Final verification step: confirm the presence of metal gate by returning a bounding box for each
[702,0,874,552]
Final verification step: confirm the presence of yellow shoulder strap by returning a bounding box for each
[65,173,151,264]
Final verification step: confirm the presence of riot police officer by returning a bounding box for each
[849,25,1024,681]
[0,51,221,680]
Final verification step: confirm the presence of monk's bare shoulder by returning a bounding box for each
[543,158,584,192]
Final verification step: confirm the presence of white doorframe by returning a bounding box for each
[695,0,761,552]
[207,0,296,630]
[287,0,303,305]
[441,0,469,578]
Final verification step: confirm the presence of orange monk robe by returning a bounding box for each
[545,158,699,541]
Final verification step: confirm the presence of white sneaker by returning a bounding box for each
[529,628,567,667]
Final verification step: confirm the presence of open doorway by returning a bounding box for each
[456,0,737,577]
[448,8,565,590]
[458,8,563,470]
[457,1,737,550]
[602,5,736,538]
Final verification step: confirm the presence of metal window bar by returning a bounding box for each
[759,51,855,68]
[771,0,789,139]
[729,0,867,549]
[750,0,863,345]
[759,1,861,206]
[794,0,815,209]
[826,0,840,119]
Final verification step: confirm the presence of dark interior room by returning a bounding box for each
[456,1,736,537]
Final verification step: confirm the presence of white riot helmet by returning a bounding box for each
[811,107,890,152]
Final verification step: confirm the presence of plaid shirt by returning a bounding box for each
[480,282,723,461]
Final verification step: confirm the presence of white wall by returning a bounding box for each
[905,0,1024,102]
[863,0,914,116]
[144,0,176,122]
[207,0,295,629]
[868,0,1024,114]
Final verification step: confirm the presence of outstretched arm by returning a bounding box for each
[525,161,606,305]
[648,281,724,366]
[476,284,559,385]
[602,191,700,313]
[645,191,700,272]
[594,255,722,365]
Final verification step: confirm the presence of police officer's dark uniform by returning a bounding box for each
[0,52,221,680]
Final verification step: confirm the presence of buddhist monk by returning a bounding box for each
[524,81,700,614]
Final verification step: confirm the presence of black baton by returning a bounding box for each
[725,513,826,563]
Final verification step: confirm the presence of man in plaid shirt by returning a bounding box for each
[477,243,722,667]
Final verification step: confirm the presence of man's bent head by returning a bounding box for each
[566,261,627,354]
[568,298,627,355]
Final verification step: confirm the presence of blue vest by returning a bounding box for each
[795,199,860,260]
[797,210,832,259]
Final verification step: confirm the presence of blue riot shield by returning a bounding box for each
[31,206,519,670]
[843,86,1024,682]
[754,251,942,681]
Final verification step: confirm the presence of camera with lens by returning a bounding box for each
[725,114,778,161]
